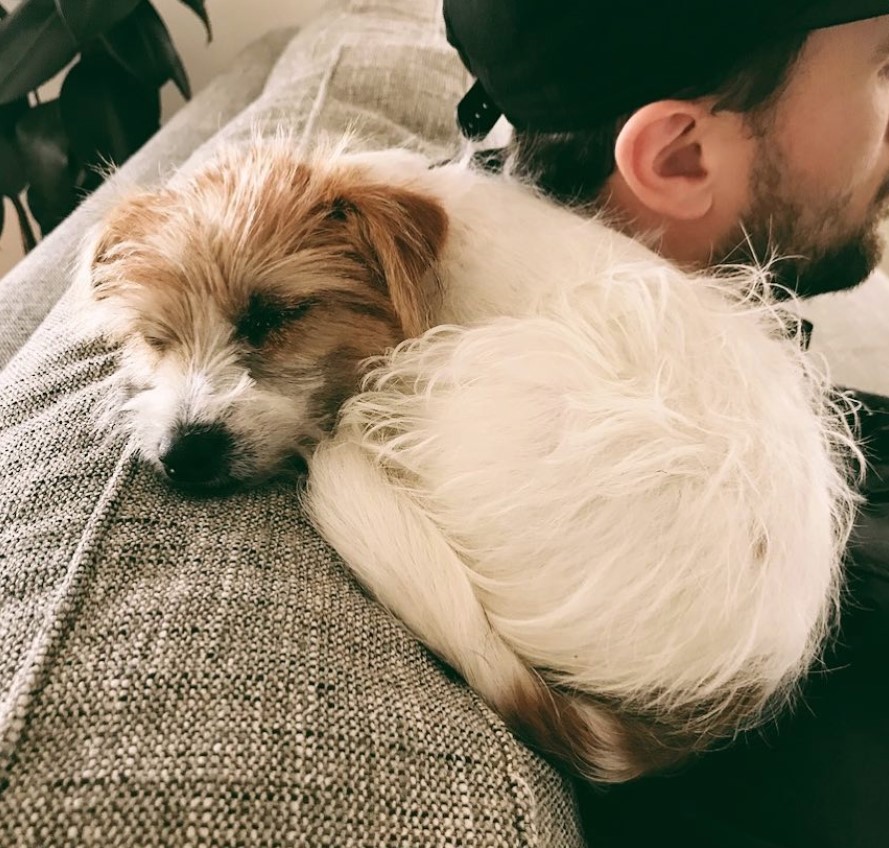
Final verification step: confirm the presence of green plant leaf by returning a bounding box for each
[59,55,160,170]
[101,1,191,100]
[54,0,142,44]
[14,98,80,235]
[11,192,37,252]
[0,4,7,21]
[0,96,28,198]
[0,96,28,137]
[178,0,211,42]
[0,135,25,196]
[0,0,78,105]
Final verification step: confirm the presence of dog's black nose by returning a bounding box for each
[160,424,234,487]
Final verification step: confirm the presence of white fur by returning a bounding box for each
[351,148,655,325]
[304,153,860,780]
[82,136,860,780]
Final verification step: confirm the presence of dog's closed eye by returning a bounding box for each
[235,292,317,347]
[143,332,172,352]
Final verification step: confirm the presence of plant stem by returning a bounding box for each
[10,195,37,253]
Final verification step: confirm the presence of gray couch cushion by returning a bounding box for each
[0,1,584,845]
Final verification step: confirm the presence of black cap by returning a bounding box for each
[445,0,889,138]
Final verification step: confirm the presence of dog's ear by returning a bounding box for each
[334,184,448,337]
[85,191,171,300]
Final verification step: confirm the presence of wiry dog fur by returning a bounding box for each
[305,273,859,781]
[79,138,447,486]
[300,147,860,780]
[83,136,860,782]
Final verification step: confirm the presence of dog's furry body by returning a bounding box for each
[84,138,859,782]
[303,149,859,780]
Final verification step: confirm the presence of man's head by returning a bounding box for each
[446,2,889,296]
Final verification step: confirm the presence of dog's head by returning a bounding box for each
[84,143,447,491]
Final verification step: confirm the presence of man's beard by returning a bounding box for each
[716,143,889,299]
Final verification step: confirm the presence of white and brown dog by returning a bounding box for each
[79,139,448,488]
[81,136,859,782]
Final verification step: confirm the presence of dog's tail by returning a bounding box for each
[304,435,688,782]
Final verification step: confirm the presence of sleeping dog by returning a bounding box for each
[81,135,858,782]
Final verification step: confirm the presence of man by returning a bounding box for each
[443,3,889,847]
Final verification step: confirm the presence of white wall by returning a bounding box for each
[0,0,327,277]
[154,0,327,118]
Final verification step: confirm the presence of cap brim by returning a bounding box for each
[795,0,889,29]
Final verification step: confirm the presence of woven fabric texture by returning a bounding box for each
[0,1,584,845]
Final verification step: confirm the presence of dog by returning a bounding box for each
[78,135,661,485]
[298,147,860,781]
[78,138,448,489]
[82,136,859,782]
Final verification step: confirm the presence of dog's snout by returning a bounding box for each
[160,424,234,487]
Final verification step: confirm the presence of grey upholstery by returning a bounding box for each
[0,2,585,845]
[4,1,889,844]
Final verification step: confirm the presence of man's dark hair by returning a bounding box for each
[509,31,810,208]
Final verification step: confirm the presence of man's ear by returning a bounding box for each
[613,101,716,222]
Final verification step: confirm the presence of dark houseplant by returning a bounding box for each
[0,0,211,252]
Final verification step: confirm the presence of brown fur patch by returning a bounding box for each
[306,347,371,432]
[91,190,177,297]
[91,148,447,346]
[88,143,449,452]
[502,671,777,782]
[505,678,696,783]
[337,179,448,337]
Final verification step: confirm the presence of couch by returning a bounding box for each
[0,2,584,845]
[2,1,888,846]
